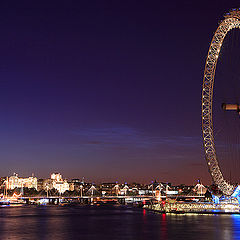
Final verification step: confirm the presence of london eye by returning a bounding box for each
[202,9,240,196]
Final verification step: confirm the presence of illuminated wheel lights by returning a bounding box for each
[202,9,240,195]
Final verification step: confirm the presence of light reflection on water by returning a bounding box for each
[0,206,239,239]
[232,214,240,239]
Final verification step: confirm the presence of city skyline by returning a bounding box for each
[0,0,238,185]
[0,171,205,185]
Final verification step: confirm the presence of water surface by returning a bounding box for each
[0,205,239,240]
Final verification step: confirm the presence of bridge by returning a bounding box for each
[13,194,205,205]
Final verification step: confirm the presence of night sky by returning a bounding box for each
[0,0,238,184]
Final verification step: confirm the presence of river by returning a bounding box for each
[0,205,239,240]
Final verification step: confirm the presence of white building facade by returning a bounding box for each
[7,173,37,190]
[51,173,69,194]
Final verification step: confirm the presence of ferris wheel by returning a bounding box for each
[202,9,240,196]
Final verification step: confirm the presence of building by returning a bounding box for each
[37,178,53,191]
[68,179,83,192]
[51,173,63,182]
[51,173,69,194]
[7,173,37,190]
[100,182,117,196]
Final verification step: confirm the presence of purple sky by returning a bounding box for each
[0,0,238,184]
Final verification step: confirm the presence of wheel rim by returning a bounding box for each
[202,9,240,195]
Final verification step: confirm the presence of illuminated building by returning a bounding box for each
[51,173,63,182]
[69,182,75,191]
[7,173,37,190]
[51,173,69,194]
[37,178,53,191]
[69,179,84,192]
